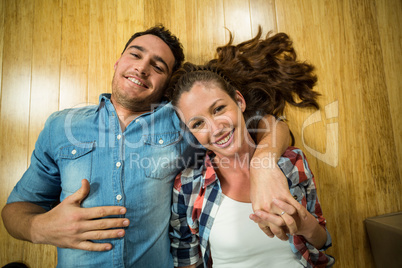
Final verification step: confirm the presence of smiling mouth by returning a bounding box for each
[214,129,234,146]
[127,77,148,88]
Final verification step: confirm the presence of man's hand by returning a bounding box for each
[250,163,306,217]
[3,179,129,251]
[249,115,306,238]
[249,164,307,239]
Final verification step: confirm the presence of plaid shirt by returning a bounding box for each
[170,147,335,267]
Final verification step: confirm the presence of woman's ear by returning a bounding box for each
[235,90,246,112]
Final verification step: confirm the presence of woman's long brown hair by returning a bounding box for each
[168,26,320,141]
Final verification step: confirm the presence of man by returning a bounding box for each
[2,25,303,267]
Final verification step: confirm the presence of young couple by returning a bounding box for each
[2,25,334,267]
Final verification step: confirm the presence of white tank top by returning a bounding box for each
[209,194,303,267]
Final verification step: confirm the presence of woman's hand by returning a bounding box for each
[251,198,327,249]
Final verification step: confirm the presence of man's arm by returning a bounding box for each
[249,115,307,239]
[2,179,129,251]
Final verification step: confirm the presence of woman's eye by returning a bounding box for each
[191,121,204,129]
[214,105,225,114]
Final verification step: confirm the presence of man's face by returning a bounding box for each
[111,34,175,112]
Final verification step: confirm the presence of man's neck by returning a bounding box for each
[113,103,149,132]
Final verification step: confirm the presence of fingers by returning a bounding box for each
[81,217,130,232]
[257,223,274,238]
[81,206,127,220]
[270,225,289,241]
[76,240,113,252]
[285,196,307,220]
[83,228,126,242]
[253,210,285,227]
[71,219,130,251]
[250,211,289,240]
[273,198,301,235]
[273,198,297,215]
[67,179,91,205]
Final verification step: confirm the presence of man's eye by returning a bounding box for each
[154,65,164,73]
[131,53,140,58]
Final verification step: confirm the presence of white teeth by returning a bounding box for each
[127,77,144,87]
[216,131,232,145]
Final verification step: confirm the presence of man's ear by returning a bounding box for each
[114,59,120,70]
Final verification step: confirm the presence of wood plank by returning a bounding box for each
[29,0,62,157]
[144,0,172,30]
[375,0,402,180]
[116,0,145,58]
[25,0,62,265]
[196,0,226,64]
[223,0,252,43]
[88,0,117,103]
[0,0,4,105]
[0,0,34,265]
[59,0,90,110]
[249,0,277,35]
[170,0,196,63]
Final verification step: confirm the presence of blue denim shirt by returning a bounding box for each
[7,94,203,268]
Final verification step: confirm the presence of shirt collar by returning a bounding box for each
[201,151,219,188]
[96,93,168,113]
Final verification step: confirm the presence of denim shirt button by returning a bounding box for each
[158,138,164,145]
[117,134,122,140]
[71,149,77,155]
[116,194,122,201]
[116,162,121,168]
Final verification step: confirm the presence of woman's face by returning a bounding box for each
[176,81,250,158]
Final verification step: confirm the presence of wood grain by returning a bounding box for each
[1,0,34,265]
[59,0,90,110]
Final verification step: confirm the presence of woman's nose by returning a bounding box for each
[210,118,229,136]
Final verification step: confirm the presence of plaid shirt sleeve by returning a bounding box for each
[170,171,201,267]
[279,147,335,267]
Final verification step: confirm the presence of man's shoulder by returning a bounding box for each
[46,105,99,124]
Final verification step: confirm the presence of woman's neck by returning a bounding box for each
[213,136,256,203]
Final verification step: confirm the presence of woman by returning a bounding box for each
[168,28,334,267]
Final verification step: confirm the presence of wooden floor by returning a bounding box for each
[0,0,401,267]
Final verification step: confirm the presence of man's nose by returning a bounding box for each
[136,61,150,76]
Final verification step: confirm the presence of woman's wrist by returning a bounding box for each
[298,213,319,239]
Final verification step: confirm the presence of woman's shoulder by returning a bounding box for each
[278,146,313,184]
[173,163,207,192]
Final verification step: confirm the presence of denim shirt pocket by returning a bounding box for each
[143,132,182,180]
[58,141,95,193]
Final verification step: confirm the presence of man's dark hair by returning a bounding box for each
[122,24,185,73]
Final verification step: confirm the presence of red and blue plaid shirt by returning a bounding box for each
[170,147,335,267]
